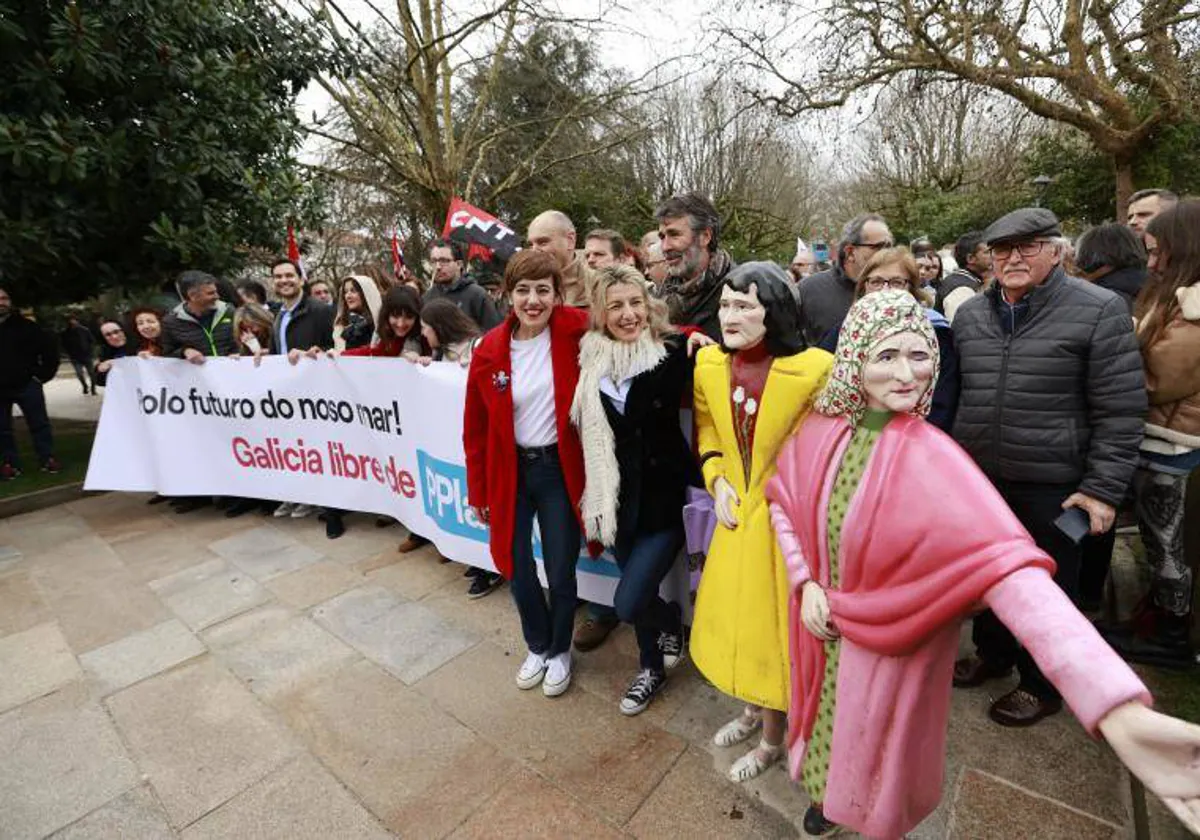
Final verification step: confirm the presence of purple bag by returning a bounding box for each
[683,487,717,591]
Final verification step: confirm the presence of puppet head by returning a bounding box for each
[813,290,938,423]
[718,261,804,356]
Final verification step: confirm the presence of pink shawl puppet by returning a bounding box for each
[765,412,1151,839]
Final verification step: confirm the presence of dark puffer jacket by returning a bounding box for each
[161,301,238,358]
[951,268,1146,507]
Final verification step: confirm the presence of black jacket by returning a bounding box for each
[1093,266,1145,315]
[60,324,94,361]
[161,301,238,358]
[424,276,502,331]
[951,268,1146,506]
[603,335,703,552]
[93,342,131,387]
[935,268,985,314]
[797,266,856,348]
[272,295,335,354]
[0,314,59,393]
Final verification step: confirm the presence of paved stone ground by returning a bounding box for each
[1,491,1182,840]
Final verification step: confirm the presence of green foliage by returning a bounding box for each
[0,0,338,304]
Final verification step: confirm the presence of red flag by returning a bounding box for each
[442,197,520,263]
[391,228,405,274]
[286,224,307,280]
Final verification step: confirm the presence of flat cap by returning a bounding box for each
[983,207,1062,246]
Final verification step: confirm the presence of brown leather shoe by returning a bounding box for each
[988,688,1062,727]
[573,615,619,651]
[397,534,431,553]
[952,656,1013,688]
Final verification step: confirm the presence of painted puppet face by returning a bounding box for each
[717,283,767,351]
[862,330,935,414]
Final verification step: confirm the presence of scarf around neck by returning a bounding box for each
[571,330,669,545]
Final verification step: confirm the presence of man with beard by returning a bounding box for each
[526,210,595,308]
[797,213,894,347]
[656,193,736,339]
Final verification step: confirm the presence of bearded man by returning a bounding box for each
[655,193,736,339]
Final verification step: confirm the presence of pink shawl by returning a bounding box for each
[765,412,1056,752]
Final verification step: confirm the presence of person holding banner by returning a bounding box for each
[464,249,591,697]
[690,262,833,783]
[571,265,708,715]
[332,275,382,352]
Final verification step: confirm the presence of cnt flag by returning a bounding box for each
[441,197,520,264]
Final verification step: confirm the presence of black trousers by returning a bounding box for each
[971,480,1082,700]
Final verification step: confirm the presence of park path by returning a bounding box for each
[0,491,1171,839]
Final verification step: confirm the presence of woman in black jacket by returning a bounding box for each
[1074,223,1147,315]
[93,321,131,388]
[571,265,708,715]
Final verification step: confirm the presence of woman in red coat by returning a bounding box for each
[464,250,589,697]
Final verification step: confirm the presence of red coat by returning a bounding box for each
[463,307,589,578]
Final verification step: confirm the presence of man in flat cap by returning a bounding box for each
[949,207,1146,726]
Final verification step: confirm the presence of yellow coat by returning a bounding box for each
[690,345,833,711]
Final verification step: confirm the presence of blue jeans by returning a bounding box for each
[613,528,684,672]
[509,446,581,658]
[0,379,54,467]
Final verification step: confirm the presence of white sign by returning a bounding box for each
[86,356,689,608]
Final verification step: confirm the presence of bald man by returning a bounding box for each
[526,210,595,307]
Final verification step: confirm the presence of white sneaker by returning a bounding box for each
[515,651,547,690]
[543,652,572,697]
[290,503,315,518]
[273,502,295,518]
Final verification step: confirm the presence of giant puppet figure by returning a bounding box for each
[766,291,1200,839]
[690,262,833,782]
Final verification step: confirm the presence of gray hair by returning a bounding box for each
[177,270,219,299]
[533,209,576,234]
[1129,188,1179,206]
[838,213,887,262]
[654,193,721,252]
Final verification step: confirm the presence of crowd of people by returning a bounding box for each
[2,186,1200,836]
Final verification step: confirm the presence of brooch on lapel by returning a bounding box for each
[492,371,510,392]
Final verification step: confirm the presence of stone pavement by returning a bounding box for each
[0,493,1178,839]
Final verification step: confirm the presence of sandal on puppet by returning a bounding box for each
[713,710,762,747]
[728,738,784,782]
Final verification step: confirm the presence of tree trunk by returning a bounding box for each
[1113,153,1135,223]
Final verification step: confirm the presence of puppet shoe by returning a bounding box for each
[713,711,762,747]
[728,739,784,782]
[802,805,845,837]
[988,688,1062,727]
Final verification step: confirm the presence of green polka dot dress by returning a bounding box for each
[801,409,891,804]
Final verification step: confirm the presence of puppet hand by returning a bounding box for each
[714,477,740,529]
[686,331,716,357]
[1062,492,1115,535]
[1099,702,1200,833]
[800,581,839,642]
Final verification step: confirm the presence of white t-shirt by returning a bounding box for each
[510,329,557,447]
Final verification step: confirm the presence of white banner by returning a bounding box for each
[85,356,689,608]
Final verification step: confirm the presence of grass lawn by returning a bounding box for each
[0,418,96,499]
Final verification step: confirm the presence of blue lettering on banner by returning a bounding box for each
[416,449,619,578]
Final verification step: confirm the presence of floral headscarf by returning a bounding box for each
[813,290,940,424]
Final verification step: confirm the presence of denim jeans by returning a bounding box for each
[509,446,582,658]
[613,528,684,672]
[0,379,55,467]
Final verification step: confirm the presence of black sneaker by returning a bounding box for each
[802,805,842,836]
[619,668,665,716]
[467,573,503,600]
[658,604,686,669]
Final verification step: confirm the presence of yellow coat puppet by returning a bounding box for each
[687,262,832,782]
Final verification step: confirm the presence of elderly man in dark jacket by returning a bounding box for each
[0,286,60,479]
[797,213,894,346]
[950,208,1146,727]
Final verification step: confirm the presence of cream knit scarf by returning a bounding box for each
[571,330,669,545]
